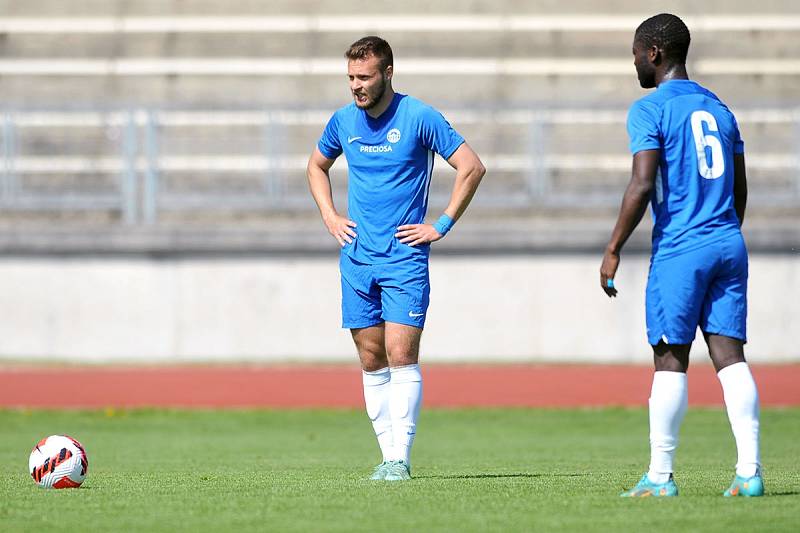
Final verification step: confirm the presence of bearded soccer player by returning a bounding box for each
[600,14,762,497]
[307,36,485,481]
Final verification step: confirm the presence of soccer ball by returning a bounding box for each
[29,435,89,489]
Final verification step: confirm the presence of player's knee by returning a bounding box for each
[653,356,688,373]
[356,341,388,371]
[360,351,389,372]
[653,342,690,372]
[709,351,745,372]
[705,334,745,372]
[388,353,419,367]
[386,342,419,366]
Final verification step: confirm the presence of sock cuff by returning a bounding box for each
[362,367,391,386]
[653,371,688,385]
[717,361,751,380]
[389,363,422,383]
[651,371,688,399]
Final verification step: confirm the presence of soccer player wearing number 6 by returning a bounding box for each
[600,14,762,497]
[307,36,485,481]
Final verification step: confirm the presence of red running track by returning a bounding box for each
[0,364,797,408]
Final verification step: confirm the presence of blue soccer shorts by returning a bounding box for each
[646,233,748,346]
[340,252,430,329]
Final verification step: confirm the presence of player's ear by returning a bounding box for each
[384,64,393,81]
[648,45,661,65]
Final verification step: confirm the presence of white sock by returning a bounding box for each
[647,371,688,484]
[718,362,761,478]
[389,364,423,465]
[362,367,394,462]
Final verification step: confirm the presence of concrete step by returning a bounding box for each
[1,73,797,107]
[0,203,797,256]
[2,28,798,59]
[9,110,795,161]
[7,164,793,217]
[3,0,800,16]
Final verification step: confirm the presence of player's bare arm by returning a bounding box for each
[395,143,486,247]
[733,153,747,226]
[307,147,357,247]
[600,149,659,297]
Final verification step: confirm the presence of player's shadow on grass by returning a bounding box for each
[417,473,589,480]
[769,491,800,497]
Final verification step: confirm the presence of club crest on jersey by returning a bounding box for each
[387,129,401,143]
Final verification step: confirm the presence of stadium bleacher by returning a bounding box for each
[1,0,799,253]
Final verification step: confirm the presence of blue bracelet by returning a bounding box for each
[433,214,455,236]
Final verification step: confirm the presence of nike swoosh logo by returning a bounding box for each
[408,311,424,318]
[347,136,362,144]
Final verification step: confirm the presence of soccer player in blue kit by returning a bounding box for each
[600,14,763,497]
[307,36,485,481]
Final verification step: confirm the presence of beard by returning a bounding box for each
[353,76,387,110]
[636,65,656,89]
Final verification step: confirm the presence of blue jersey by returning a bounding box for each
[317,93,464,264]
[627,79,745,258]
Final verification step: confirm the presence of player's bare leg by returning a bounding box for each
[352,325,394,478]
[705,333,763,495]
[704,333,745,372]
[653,341,690,372]
[380,322,423,480]
[352,324,389,371]
[384,322,421,367]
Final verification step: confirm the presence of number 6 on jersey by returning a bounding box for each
[690,110,725,179]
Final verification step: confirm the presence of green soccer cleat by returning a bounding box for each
[383,460,412,481]
[369,461,390,481]
[620,473,679,497]
[724,472,764,497]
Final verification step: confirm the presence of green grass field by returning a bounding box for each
[1,408,798,532]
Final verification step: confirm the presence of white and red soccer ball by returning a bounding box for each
[29,435,89,489]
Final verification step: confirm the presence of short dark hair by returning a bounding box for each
[635,13,691,64]
[345,36,393,71]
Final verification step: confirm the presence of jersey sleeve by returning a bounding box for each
[317,112,343,160]
[731,114,745,154]
[627,99,661,154]
[417,105,465,160]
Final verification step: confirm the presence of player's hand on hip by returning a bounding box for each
[395,224,442,247]
[323,213,357,247]
[600,250,620,298]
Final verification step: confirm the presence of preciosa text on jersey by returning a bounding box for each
[359,145,393,153]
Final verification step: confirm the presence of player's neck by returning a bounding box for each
[656,64,689,87]
[365,88,396,119]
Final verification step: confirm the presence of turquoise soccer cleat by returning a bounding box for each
[383,460,412,481]
[620,473,679,497]
[369,461,390,481]
[724,472,764,497]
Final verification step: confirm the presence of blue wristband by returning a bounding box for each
[433,214,455,236]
